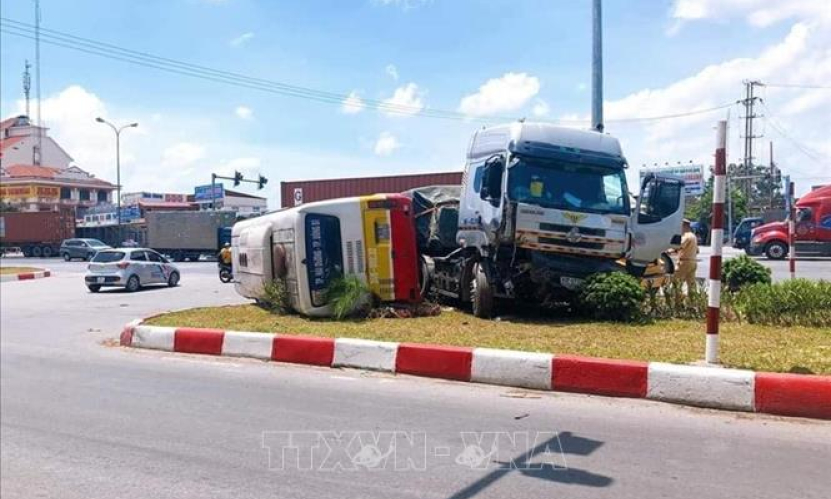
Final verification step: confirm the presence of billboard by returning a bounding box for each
[0,184,60,200]
[194,184,224,201]
[640,164,704,196]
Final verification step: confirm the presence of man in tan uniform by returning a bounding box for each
[673,219,699,294]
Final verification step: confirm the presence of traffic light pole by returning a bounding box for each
[209,171,269,212]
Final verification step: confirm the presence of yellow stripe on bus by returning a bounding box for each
[360,195,395,301]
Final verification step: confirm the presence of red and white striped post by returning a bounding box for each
[706,120,728,364]
[788,180,796,279]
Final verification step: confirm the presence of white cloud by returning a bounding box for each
[532,99,550,117]
[373,131,400,156]
[458,72,540,117]
[235,105,253,120]
[162,142,206,167]
[229,32,255,47]
[386,64,399,81]
[576,82,588,92]
[604,18,831,196]
[341,91,366,114]
[373,0,431,10]
[382,83,425,117]
[669,0,831,31]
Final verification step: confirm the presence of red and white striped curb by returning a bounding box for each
[0,269,51,283]
[120,321,831,420]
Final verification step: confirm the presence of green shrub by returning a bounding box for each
[579,272,645,322]
[324,275,371,319]
[259,279,292,314]
[643,280,707,320]
[734,279,831,327]
[722,255,771,292]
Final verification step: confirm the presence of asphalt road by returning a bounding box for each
[2,259,830,499]
[696,246,831,282]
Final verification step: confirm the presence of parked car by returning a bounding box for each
[732,217,764,250]
[84,248,180,292]
[60,238,111,261]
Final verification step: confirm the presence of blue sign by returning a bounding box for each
[194,184,224,201]
[119,205,141,221]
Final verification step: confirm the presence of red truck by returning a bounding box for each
[749,184,831,259]
[0,208,76,258]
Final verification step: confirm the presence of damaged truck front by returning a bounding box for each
[421,122,685,317]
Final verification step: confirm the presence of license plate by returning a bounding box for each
[560,276,584,290]
[97,277,105,284]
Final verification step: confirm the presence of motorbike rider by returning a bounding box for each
[218,243,233,269]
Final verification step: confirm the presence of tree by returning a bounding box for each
[686,172,747,230]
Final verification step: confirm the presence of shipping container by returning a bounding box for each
[0,208,76,257]
[145,211,236,261]
[281,171,463,208]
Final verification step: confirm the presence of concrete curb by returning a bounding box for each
[0,269,51,283]
[119,321,831,420]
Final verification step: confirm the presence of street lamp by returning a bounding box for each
[96,117,137,245]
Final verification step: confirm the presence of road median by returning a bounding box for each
[121,316,831,420]
[0,267,51,282]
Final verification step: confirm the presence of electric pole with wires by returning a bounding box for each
[740,80,764,211]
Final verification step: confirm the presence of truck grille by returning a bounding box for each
[538,237,605,250]
[539,222,606,237]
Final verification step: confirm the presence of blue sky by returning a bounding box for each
[1,0,829,205]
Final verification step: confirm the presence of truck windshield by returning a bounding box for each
[508,157,629,215]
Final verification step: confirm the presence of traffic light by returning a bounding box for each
[773,167,782,186]
[258,175,268,190]
[233,170,243,187]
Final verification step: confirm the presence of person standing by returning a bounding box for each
[673,219,699,294]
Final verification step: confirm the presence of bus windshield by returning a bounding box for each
[507,157,629,215]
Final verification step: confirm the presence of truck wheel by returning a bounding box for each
[765,241,788,260]
[470,262,494,319]
[41,246,53,258]
[125,275,141,292]
[31,246,43,258]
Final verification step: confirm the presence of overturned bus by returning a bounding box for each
[232,194,421,317]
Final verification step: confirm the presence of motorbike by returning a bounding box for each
[218,262,233,283]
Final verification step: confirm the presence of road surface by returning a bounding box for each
[1,259,829,499]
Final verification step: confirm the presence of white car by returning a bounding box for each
[85,248,180,292]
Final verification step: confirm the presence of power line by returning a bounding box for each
[761,102,829,166]
[1,17,736,125]
[764,83,831,90]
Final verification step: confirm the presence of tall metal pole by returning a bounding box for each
[591,0,604,133]
[116,130,122,244]
[787,178,796,279]
[34,0,43,164]
[706,120,728,365]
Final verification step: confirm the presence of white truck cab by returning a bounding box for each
[428,122,685,317]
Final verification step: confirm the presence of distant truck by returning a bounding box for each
[749,184,831,259]
[145,211,236,261]
[0,208,75,258]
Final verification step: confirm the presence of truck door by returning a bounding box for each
[795,208,817,241]
[629,174,685,265]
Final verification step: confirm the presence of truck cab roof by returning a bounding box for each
[468,122,625,166]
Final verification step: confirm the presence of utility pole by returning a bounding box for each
[740,80,763,211]
[591,0,604,133]
[769,141,775,211]
[34,0,43,165]
[22,61,32,118]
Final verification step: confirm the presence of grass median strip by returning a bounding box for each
[145,305,831,375]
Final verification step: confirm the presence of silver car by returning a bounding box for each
[85,248,180,293]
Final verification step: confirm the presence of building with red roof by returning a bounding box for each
[1,115,116,212]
